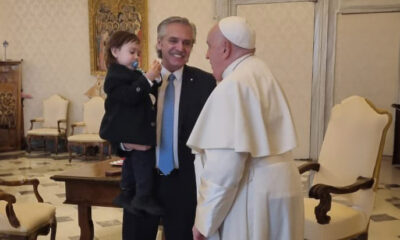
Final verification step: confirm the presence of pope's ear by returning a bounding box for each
[223,41,232,58]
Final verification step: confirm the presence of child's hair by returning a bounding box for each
[105,31,140,68]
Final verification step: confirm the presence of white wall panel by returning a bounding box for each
[238,2,315,158]
[334,12,400,155]
[0,0,215,135]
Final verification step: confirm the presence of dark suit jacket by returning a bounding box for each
[100,63,159,145]
[121,64,216,240]
[176,65,216,174]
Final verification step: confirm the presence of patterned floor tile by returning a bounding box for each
[57,216,74,222]
[42,182,59,187]
[0,153,399,239]
[18,167,33,170]
[370,214,398,222]
[96,219,122,227]
[0,173,13,177]
[385,184,400,189]
[56,193,66,198]
[19,190,35,195]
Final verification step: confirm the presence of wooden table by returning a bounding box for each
[51,160,121,240]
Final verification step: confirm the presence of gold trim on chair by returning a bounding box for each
[299,95,392,240]
[0,178,57,239]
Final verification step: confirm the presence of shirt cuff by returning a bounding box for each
[146,78,154,86]
[120,143,132,151]
[145,75,161,86]
[154,75,162,83]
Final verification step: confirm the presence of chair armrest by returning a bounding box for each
[0,178,44,202]
[0,190,20,228]
[70,122,86,135]
[57,119,67,134]
[309,176,374,224]
[29,118,44,130]
[298,162,320,174]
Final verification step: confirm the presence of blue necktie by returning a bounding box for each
[159,74,175,175]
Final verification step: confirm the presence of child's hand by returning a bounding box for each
[145,60,161,80]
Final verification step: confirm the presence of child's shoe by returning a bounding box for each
[113,190,146,216]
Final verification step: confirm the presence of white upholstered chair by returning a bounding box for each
[0,178,56,240]
[26,94,69,154]
[299,96,392,240]
[67,96,110,162]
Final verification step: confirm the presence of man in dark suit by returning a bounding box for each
[121,16,216,240]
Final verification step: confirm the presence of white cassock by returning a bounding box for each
[187,54,304,240]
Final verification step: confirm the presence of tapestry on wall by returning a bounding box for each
[88,0,148,76]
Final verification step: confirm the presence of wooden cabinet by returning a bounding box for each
[0,60,23,151]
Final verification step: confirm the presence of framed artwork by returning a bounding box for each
[88,0,148,76]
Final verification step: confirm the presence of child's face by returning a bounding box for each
[111,41,141,70]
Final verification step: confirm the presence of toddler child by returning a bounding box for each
[100,30,163,215]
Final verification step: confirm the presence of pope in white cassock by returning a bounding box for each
[187,16,304,240]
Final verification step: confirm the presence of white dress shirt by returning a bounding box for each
[120,66,181,170]
[155,66,184,169]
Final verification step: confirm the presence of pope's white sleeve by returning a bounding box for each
[194,149,248,237]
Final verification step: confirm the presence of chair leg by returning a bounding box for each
[50,216,57,240]
[64,136,68,152]
[27,135,31,153]
[108,143,111,159]
[83,144,87,161]
[100,143,104,160]
[55,137,58,155]
[68,143,72,163]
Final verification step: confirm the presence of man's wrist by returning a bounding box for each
[120,143,132,151]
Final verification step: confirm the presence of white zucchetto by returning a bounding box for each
[218,16,255,49]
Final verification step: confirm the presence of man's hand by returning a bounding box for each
[193,226,205,240]
[146,60,162,81]
[122,143,151,151]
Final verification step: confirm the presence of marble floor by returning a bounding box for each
[0,151,399,240]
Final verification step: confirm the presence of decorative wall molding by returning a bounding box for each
[1,0,216,137]
[216,0,317,18]
[309,0,329,159]
[214,0,229,19]
[215,0,400,159]
[324,0,340,134]
[339,0,400,14]
[215,0,322,159]
[323,0,400,158]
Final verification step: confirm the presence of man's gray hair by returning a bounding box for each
[156,16,197,58]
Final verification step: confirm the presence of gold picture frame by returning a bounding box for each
[88,0,148,76]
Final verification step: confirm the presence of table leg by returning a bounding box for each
[78,204,94,240]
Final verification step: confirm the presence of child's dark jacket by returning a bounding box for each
[100,63,159,145]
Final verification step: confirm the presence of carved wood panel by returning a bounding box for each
[0,61,23,151]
